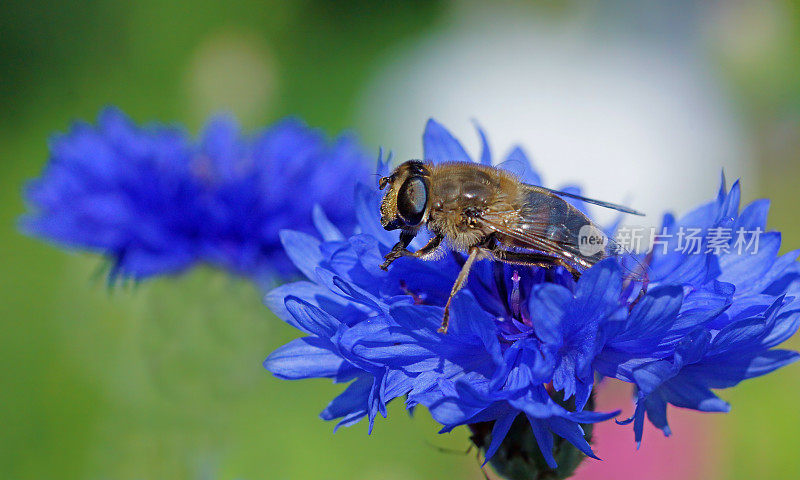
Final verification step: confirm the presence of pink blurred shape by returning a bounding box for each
[574,380,723,480]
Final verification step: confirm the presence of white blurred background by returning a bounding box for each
[357,2,756,227]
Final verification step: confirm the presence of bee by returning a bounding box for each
[378,160,645,333]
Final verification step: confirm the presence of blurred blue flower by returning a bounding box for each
[21,107,372,284]
[264,119,800,470]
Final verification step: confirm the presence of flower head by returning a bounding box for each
[21,108,372,284]
[264,119,800,476]
[597,176,800,445]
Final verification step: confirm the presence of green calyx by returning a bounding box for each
[468,396,595,480]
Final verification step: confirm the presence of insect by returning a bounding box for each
[378,160,645,334]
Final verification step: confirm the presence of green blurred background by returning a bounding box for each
[2,1,800,479]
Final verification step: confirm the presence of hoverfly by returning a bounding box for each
[378,160,645,333]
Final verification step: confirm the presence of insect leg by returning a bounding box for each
[439,246,480,334]
[380,234,442,270]
[380,230,417,270]
[489,247,581,280]
[406,234,443,259]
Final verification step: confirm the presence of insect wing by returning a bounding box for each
[528,184,645,216]
[495,153,542,186]
[480,190,647,280]
[479,198,602,270]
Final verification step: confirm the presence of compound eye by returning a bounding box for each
[397,176,428,226]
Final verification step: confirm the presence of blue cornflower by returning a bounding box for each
[21,108,371,284]
[264,119,800,476]
[596,176,800,445]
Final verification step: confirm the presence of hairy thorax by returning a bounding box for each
[426,163,522,253]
